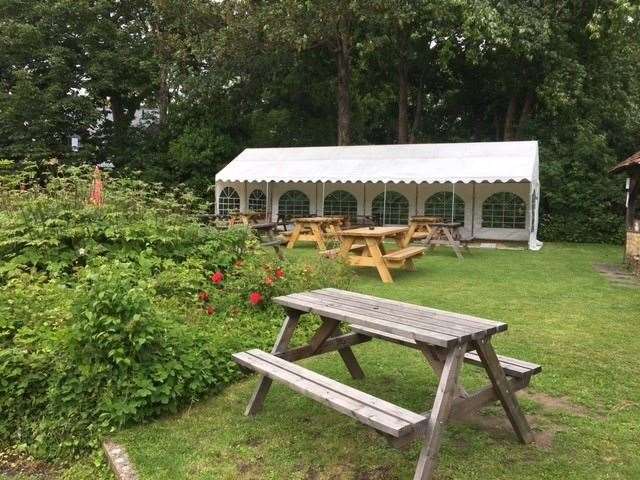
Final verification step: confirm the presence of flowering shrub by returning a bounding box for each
[0,161,352,461]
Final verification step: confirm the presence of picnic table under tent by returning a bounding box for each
[214,141,543,251]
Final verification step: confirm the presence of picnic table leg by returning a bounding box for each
[310,223,327,250]
[403,223,417,247]
[365,238,394,283]
[414,342,467,480]
[443,227,463,260]
[474,338,534,444]
[286,223,303,249]
[338,236,355,257]
[309,317,365,379]
[244,311,301,416]
[420,347,468,399]
[423,230,434,250]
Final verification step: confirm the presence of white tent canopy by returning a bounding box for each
[215,141,539,185]
[215,141,542,250]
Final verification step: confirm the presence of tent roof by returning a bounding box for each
[215,141,539,184]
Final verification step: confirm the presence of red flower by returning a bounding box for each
[210,271,224,284]
[206,306,215,316]
[198,291,210,302]
[274,268,285,279]
[265,276,274,286]
[249,292,263,306]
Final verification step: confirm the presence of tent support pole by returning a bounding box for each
[322,182,326,216]
[245,181,248,212]
[415,183,419,217]
[471,183,476,239]
[382,183,387,226]
[451,182,455,222]
[265,181,270,221]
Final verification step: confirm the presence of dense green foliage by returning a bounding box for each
[0,163,351,460]
[1,1,639,241]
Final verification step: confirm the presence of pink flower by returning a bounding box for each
[206,306,215,316]
[274,268,285,279]
[249,292,263,306]
[265,276,274,286]
[210,271,224,285]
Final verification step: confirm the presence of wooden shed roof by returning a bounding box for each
[610,151,640,174]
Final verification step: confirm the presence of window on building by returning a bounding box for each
[278,190,310,220]
[324,190,358,223]
[424,192,465,224]
[482,192,526,229]
[372,191,409,225]
[218,187,240,216]
[248,189,266,213]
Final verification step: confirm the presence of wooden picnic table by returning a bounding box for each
[285,216,343,250]
[422,222,465,260]
[233,288,541,480]
[229,211,263,226]
[403,216,442,246]
[252,222,285,259]
[336,226,425,283]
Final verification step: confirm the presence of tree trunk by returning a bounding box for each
[503,94,518,141]
[335,15,352,146]
[157,62,170,128]
[110,95,126,132]
[409,78,423,144]
[516,91,535,139]
[397,57,409,144]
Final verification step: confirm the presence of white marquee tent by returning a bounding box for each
[215,141,543,250]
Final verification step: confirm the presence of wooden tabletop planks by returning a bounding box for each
[273,288,504,348]
[340,226,408,237]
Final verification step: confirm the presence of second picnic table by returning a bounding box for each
[228,211,263,226]
[338,226,426,283]
[285,217,343,250]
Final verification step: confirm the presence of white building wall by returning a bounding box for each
[216,180,533,242]
[472,182,531,242]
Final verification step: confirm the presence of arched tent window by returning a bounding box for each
[324,190,357,223]
[248,189,266,213]
[482,192,526,229]
[372,191,409,225]
[424,192,465,224]
[278,190,310,220]
[218,187,240,216]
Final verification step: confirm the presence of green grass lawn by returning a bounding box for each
[114,243,640,480]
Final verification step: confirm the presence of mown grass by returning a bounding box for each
[109,243,638,478]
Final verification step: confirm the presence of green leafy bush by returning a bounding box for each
[0,162,352,460]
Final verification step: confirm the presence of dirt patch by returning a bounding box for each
[519,391,591,417]
[356,465,395,480]
[454,410,563,450]
[593,263,640,288]
[0,451,59,479]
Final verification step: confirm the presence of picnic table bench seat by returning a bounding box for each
[233,349,428,438]
[383,246,426,261]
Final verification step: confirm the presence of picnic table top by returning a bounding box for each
[340,226,408,237]
[431,222,462,228]
[252,222,277,231]
[410,216,442,222]
[273,288,506,347]
[293,216,343,223]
